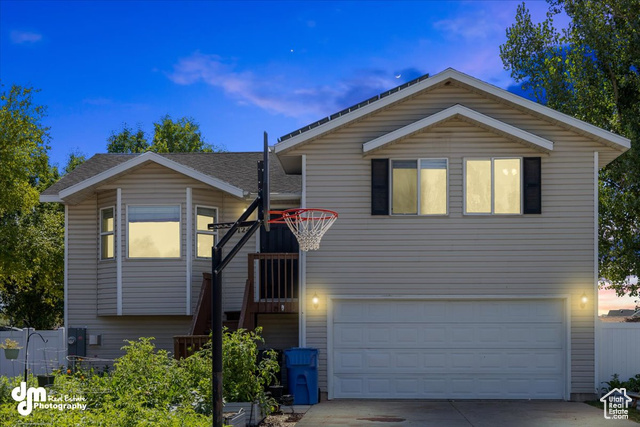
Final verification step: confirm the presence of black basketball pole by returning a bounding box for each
[211,134,269,427]
[211,246,223,427]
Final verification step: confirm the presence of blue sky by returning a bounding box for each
[1,0,564,169]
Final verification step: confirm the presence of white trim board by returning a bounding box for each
[593,151,599,395]
[57,152,245,201]
[363,104,554,153]
[116,188,122,316]
[275,68,630,154]
[299,154,307,348]
[186,187,192,316]
[63,205,69,328]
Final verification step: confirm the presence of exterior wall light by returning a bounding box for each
[580,292,588,308]
[312,293,319,309]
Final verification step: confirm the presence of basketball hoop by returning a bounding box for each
[269,208,338,251]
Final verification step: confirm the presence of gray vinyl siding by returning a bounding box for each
[285,83,618,396]
[191,189,256,315]
[67,197,99,326]
[97,190,117,315]
[67,162,257,358]
[257,314,299,350]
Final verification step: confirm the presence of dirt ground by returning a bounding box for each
[259,411,304,427]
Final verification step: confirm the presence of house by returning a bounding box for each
[607,309,637,317]
[40,152,303,357]
[41,68,630,401]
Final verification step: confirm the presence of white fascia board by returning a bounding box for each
[40,194,64,203]
[275,68,630,154]
[363,104,554,153]
[58,152,245,200]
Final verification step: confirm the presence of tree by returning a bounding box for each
[0,84,50,216]
[106,123,149,153]
[500,0,640,296]
[63,150,87,174]
[152,115,217,153]
[107,115,223,153]
[0,201,64,329]
[0,84,64,328]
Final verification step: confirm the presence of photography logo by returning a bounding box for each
[11,382,46,416]
[600,388,632,420]
[11,382,87,416]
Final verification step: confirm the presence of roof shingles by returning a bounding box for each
[42,152,300,197]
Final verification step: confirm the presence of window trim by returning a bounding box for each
[390,157,449,216]
[126,204,182,260]
[100,206,115,261]
[463,157,523,216]
[195,205,219,259]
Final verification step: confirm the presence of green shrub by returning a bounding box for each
[222,327,279,413]
[0,337,211,425]
[604,373,640,393]
[0,331,279,424]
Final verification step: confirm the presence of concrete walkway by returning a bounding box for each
[295,400,636,427]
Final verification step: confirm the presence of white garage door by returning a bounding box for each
[330,299,566,399]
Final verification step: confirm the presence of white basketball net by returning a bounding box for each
[282,209,338,252]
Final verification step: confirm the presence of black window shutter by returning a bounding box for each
[371,159,389,215]
[523,157,541,214]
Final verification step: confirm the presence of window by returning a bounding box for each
[391,159,448,215]
[100,207,114,260]
[196,206,218,258]
[465,158,521,214]
[128,205,181,258]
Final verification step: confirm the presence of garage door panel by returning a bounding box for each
[334,300,564,324]
[334,349,563,375]
[335,323,564,349]
[331,299,566,399]
[334,374,565,399]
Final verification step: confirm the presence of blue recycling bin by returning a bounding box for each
[285,347,318,405]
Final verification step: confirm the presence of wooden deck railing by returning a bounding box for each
[239,253,299,329]
[173,335,209,359]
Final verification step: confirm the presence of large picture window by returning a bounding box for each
[196,206,218,258]
[465,158,521,214]
[391,159,448,215]
[128,205,181,258]
[100,207,114,260]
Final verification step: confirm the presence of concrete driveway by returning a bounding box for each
[295,400,636,427]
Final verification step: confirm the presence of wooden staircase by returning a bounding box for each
[173,253,299,359]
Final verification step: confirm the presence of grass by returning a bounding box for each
[586,401,640,423]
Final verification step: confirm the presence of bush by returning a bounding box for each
[604,373,640,393]
[222,327,279,413]
[0,331,279,424]
[0,337,211,426]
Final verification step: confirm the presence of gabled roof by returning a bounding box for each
[41,152,301,204]
[362,104,554,153]
[274,68,631,155]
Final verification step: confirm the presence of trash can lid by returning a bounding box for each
[285,347,318,367]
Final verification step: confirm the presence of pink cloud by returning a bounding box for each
[598,288,638,316]
[167,53,402,120]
